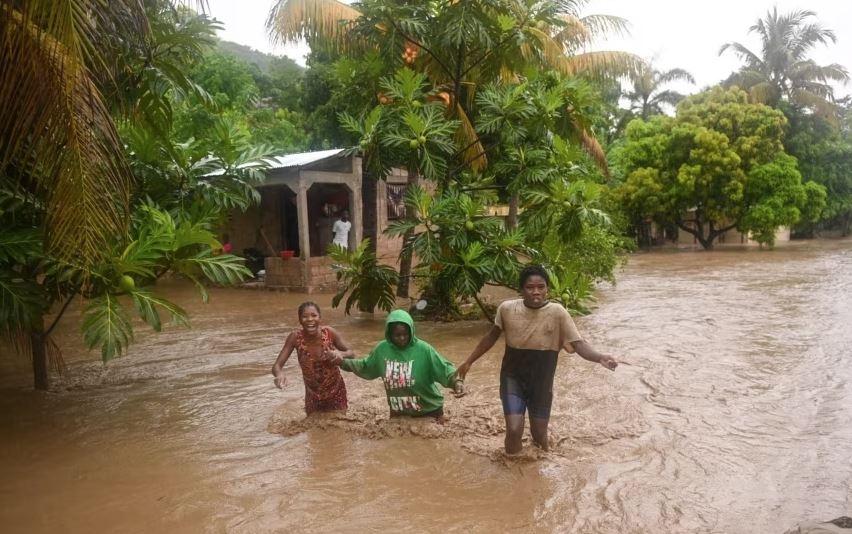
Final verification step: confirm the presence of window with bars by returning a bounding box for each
[387,183,407,220]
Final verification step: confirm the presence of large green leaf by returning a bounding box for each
[173,250,252,286]
[173,221,220,251]
[0,228,42,264]
[130,289,189,333]
[0,271,47,334]
[81,293,134,362]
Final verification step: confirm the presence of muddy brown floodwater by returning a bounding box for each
[1,240,851,533]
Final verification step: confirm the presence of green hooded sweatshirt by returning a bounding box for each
[340,309,457,416]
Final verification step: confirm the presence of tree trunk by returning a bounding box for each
[676,220,715,249]
[636,219,652,249]
[506,193,519,230]
[397,169,420,298]
[361,157,378,254]
[676,218,736,250]
[31,317,48,390]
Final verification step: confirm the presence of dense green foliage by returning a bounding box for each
[292,0,638,317]
[614,87,826,248]
[785,104,852,236]
[172,42,309,152]
[1,1,265,389]
[618,88,825,248]
[328,240,399,314]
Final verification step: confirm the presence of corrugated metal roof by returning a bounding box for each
[265,148,345,169]
[203,148,347,177]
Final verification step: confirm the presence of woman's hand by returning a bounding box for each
[323,349,345,366]
[598,355,618,371]
[273,373,287,388]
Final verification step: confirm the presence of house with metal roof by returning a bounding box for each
[223,149,409,291]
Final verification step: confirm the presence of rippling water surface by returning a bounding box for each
[2,240,851,533]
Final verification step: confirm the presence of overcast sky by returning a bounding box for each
[206,0,852,98]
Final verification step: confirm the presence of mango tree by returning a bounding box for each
[614,87,826,248]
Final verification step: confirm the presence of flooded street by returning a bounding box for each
[1,240,851,533]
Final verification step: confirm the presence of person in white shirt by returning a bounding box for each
[332,210,352,250]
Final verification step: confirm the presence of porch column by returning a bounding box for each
[297,183,310,258]
[352,158,363,247]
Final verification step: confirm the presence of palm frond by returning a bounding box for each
[651,90,688,108]
[719,42,764,68]
[267,0,360,51]
[1,5,132,266]
[576,123,609,175]
[559,50,640,78]
[657,68,696,85]
[454,104,487,174]
[576,14,631,41]
[789,88,839,120]
[747,82,776,104]
[173,250,252,286]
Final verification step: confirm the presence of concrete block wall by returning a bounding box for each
[306,256,339,291]
[265,257,305,289]
[264,256,341,292]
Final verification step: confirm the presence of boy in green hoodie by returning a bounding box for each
[326,309,458,418]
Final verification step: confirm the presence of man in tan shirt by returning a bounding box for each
[457,265,618,454]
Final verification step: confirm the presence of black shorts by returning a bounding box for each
[499,347,558,419]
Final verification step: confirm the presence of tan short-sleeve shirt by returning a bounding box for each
[494,299,582,352]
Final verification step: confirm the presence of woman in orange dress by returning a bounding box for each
[271,302,352,414]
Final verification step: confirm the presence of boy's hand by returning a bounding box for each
[273,373,287,388]
[452,377,466,398]
[599,355,618,371]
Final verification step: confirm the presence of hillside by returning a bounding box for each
[217,40,303,75]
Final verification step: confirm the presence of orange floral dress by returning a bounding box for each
[295,327,348,414]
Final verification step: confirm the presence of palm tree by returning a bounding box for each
[625,60,695,119]
[719,8,849,117]
[0,1,253,390]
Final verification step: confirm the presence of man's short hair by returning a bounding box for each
[519,265,550,288]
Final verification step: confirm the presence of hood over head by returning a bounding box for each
[384,309,417,347]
